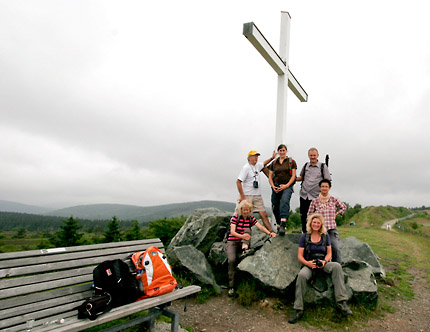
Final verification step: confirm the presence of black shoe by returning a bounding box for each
[279,222,286,236]
[239,248,255,258]
[288,309,303,324]
[337,301,352,316]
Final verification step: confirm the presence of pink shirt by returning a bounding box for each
[307,196,347,230]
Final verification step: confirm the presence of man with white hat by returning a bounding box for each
[235,150,276,231]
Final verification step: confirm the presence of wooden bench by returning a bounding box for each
[0,239,201,332]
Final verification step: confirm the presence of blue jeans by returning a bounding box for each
[328,228,342,263]
[271,186,293,224]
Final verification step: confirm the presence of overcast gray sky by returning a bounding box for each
[1,0,429,210]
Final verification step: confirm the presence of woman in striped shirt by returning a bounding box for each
[226,200,276,297]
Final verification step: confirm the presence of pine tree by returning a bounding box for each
[125,220,143,241]
[52,217,83,247]
[104,216,122,242]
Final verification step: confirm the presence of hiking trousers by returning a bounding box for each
[271,186,293,224]
[327,228,342,263]
[293,262,348,311]
[299,197,312,233]
[226,228,252,288]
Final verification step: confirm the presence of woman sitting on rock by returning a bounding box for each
[226,200,276,297]
[288,213,352,324]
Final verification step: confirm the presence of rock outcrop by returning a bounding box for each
[167,208,381,307]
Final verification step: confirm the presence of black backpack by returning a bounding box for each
[93,259,140,307]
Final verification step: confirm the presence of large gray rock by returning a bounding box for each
[208,241,227,266]
[167,245,221,293]
[238,234,302,290]
[342,260,378,307]
[168,208,231,255]
[300,260,378,307]
[238,235,378,307]
[339,236,386,277]
[167,209,381,307]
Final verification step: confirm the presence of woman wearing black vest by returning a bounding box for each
[288,213,352,324]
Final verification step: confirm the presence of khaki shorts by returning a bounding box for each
[235,195,266,214]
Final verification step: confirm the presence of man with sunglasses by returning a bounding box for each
[235,150,276,231]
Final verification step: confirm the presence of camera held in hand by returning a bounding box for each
[253,180,259,188]
[313,258,324,268]
[311,253,325,268]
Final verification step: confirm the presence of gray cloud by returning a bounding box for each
[0,1,429,210]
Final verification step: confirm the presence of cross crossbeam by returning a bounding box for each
[243,12,307,145]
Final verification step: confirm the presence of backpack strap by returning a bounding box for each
[304,233,327,261]
[304,233,312,261]
[288,157,293,176]
[302,162,309,181]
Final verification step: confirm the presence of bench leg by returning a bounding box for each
[161,308,180,332]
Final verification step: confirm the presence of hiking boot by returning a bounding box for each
[279,222,286,236]
[228,288,234,297]
[239,248,255,258]
[288,309,303,324]
[337,301,352,316]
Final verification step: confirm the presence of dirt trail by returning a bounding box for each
[381,214,415,231]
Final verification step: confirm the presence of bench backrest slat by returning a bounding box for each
[0,266,93,290]
[0,241,163,278]
[0,241,164,269]
[0,239,162,260]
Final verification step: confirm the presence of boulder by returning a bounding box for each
[339,236,386,277]
[208,241,227,266]
[167,245,221,293]
[342,260,378,307]
[167,208,231,255]
[238,234,378,306]
[238,234,302,290]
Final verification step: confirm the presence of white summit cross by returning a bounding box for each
[243,11,308,145]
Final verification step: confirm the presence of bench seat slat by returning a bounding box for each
[41,285,201,332]
[2,286,200,332]
[0,291,92,323]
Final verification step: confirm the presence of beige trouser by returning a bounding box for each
[226,228,252,288]
[293,262,348,310]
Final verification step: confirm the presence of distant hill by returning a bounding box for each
[0,200,52,214]
[350,205,412,227]
[45,200,236,222]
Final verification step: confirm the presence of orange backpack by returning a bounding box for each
[130,246,177,300]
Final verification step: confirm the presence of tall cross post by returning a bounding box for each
[243,12,308,145]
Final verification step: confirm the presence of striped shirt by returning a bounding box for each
[227,214,258,243]
[307,196,347,230]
